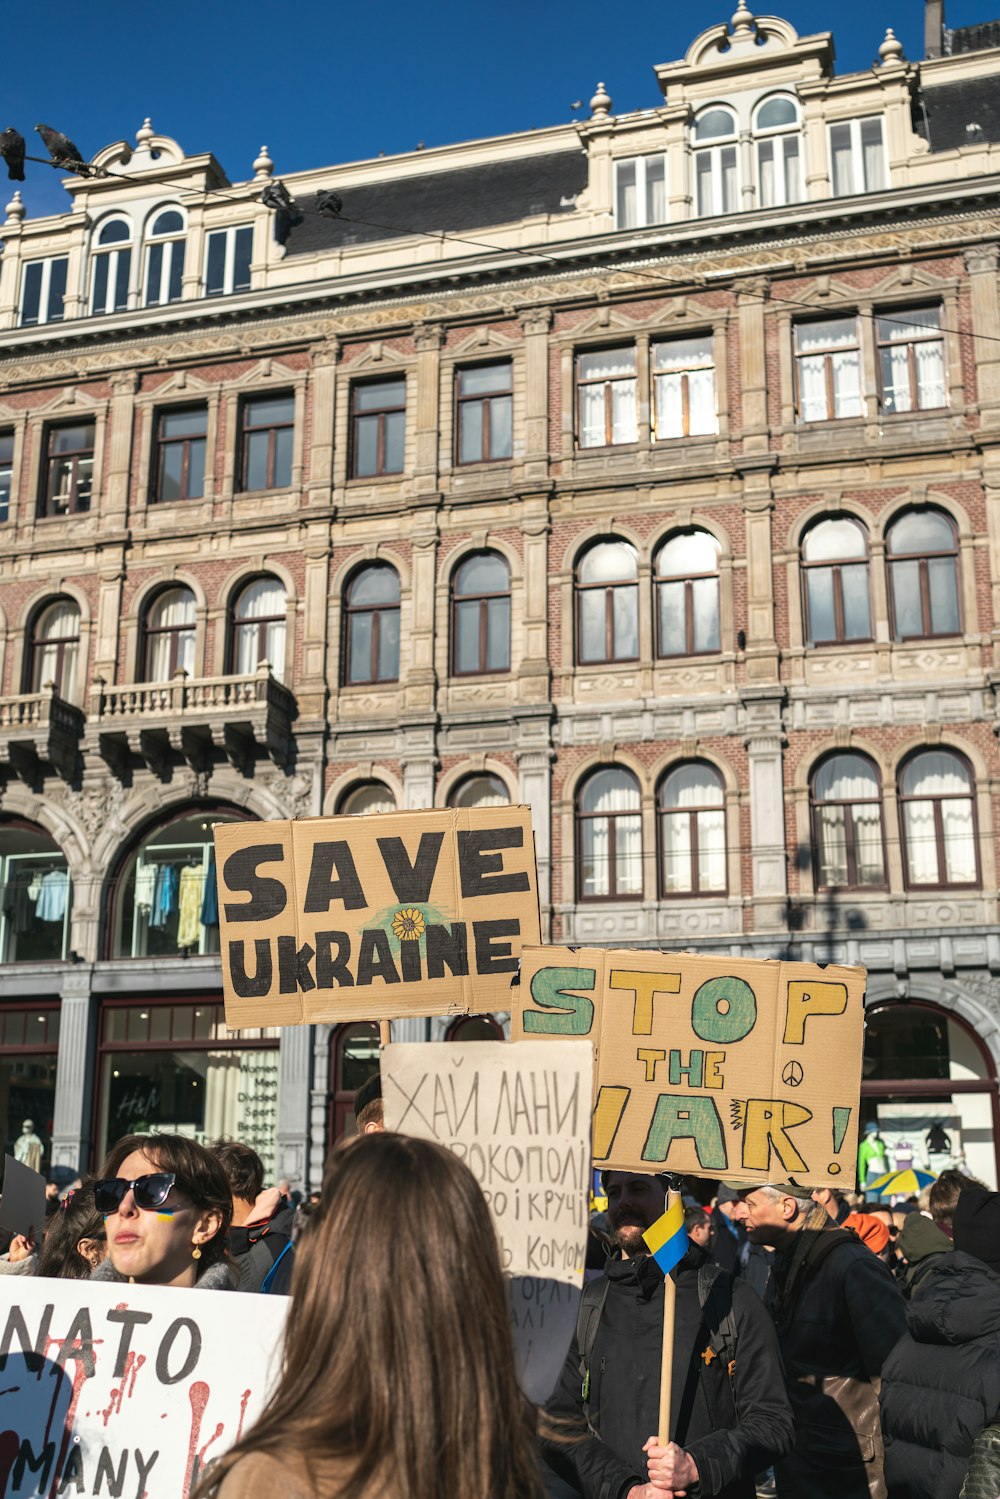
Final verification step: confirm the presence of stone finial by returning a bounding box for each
[136,118,155,147]
[590,81,612,120]
[878,26,905,64]
[4,190,25,225]
[253,144,274,179]
[731,0,755,36]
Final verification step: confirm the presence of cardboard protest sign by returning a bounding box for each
[0,1279,287,1498]
[382,1039,592,1401]
[215,807,540,1029]
[512,947,867,1189]
[0,1153,46,1242]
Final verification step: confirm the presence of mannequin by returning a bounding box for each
[858,1120,888,1197]
[13,1120,43,1173]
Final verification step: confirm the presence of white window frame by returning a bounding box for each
[90,219,133,317]
[753,96,803,208]
[613,154,667,230]
[651,335,719,439]
[828,116,888,197]
[19,257,68,327]
[144,208,187,307]
[203,225,254,297]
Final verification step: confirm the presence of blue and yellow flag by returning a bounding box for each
[642,1199,688,1276]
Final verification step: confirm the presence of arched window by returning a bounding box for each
[231,576,286,678]
[344,565,400,685]
[802,517,872,644]
[577,767,642,901]
[693,107,738,216]
[448,774,510,809]
[28,597,81,702]
[887,510,960,640]
[753,95,802,207]
[90,218,132,316]
[810,753,886,889]
[576,541,639,665]
[658,763,726,896]
[655,531,721,657]
[0,817,71,963]
[110,807,251,958]
[327,1022,380,1141]
[144,208,186,307]
[450,552,510,676]
[899,750,978,889]
[338,782,397,816]
[446,1015,505,1040]
[143,586,196,681]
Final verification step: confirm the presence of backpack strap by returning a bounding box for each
[262,1239,294,1294]
[697,1262,739,1371]
[777,1228,858,1328]
[575,1277,610,1424]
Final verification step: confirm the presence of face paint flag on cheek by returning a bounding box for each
[643,1198,688,1276]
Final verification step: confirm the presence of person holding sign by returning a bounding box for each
[91,1133,235,1290]
[541,1171,793,1499]
[197,1133,547,1499]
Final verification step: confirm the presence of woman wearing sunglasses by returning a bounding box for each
[91,1132,234,1289]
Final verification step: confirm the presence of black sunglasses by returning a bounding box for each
[94,1173,178,1215]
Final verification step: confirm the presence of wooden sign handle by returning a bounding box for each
[378,1020,391,1047]
[657,1186,681,1444]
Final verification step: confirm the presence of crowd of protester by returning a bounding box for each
[2,1080,1000,1499]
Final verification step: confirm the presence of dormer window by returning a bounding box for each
[144,208,186,307]
[754,95,803,207]
[91,219,132,316]
[829,117,887,196]
[693,107,738,216]
[614,155,667,230]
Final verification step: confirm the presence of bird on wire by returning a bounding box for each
[34,123,85,168]
[0,127,25,181]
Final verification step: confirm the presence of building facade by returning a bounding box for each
[2,2,1000,1188]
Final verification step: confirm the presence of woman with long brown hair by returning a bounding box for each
[197,1132,546,1499]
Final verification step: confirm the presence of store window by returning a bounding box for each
[1,1003,59,1174]
[327,1022,380,1141]
[448,774,510,809]
[810,752,886,890]
[230,576,286,678]
[576,540,639,664]
[801,517,872,644]
[109,808,250,959]
[338,782,397,816]
[0,820,71,963]
[96,1000,280,1177]
[862,1001,998,1188]
[576,766,643,901]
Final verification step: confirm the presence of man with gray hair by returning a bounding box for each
[733,1183,905,1499]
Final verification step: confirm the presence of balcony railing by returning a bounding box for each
[0,684,84,782]
[91,663,295,773]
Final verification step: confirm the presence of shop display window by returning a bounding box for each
[97,1000,280,1177]
[0,820,71,963]
[1,1004,59,1173]
[110,809,250,959]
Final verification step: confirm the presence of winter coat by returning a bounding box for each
[0,1251,37,1275]
[91,1257,237,1289]
[215,1450,393,1498]
[880,1251,1000,1499]
[228,1203,295,1294]
[769,1222,907,1499]
[709,1207,746,1275]
[960,1425,1000,1499]
[541,1247,794,1499]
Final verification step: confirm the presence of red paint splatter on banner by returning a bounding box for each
[198,1421,225,1471]
[100,1350,145,1426]
[236,1389,252,1442]
[47,1361,88,1499]
[183,1381,211,1498]
[0,1430,20,1499]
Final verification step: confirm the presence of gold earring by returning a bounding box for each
[191,1245,202,1261]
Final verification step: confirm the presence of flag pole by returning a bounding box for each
[657,1178,684,1444]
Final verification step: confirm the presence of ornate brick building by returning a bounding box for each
[2,3,1000,1187]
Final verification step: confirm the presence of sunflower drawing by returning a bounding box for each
[391,907,426,941]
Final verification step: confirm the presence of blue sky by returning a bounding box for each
[3,0,991,222]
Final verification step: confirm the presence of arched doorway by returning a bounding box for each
[327,1022,380,1143]
[861,999,999,1188]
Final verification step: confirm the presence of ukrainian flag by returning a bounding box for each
[642,1199,688,1276]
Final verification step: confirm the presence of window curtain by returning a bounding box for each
[581,776,641,897]
[610,380,638,443]
[147,591,196,681]
[35,602,80,699]
[915,338,946,408]
[235,579,286,677]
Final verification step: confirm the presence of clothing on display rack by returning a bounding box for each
[1,869,37,934]
[177,865,203,948]
[149,863,180,929]
[35,868,69,923]
[201,851,219,928]
[133,862,155,913]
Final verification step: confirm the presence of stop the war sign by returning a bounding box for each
[0,1279,287,1498]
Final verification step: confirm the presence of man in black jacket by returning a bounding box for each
[213,1138,295,1294]
[880,1186,1000,1499]
[541,1171,794,1499]
[735,1182,906,1499]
